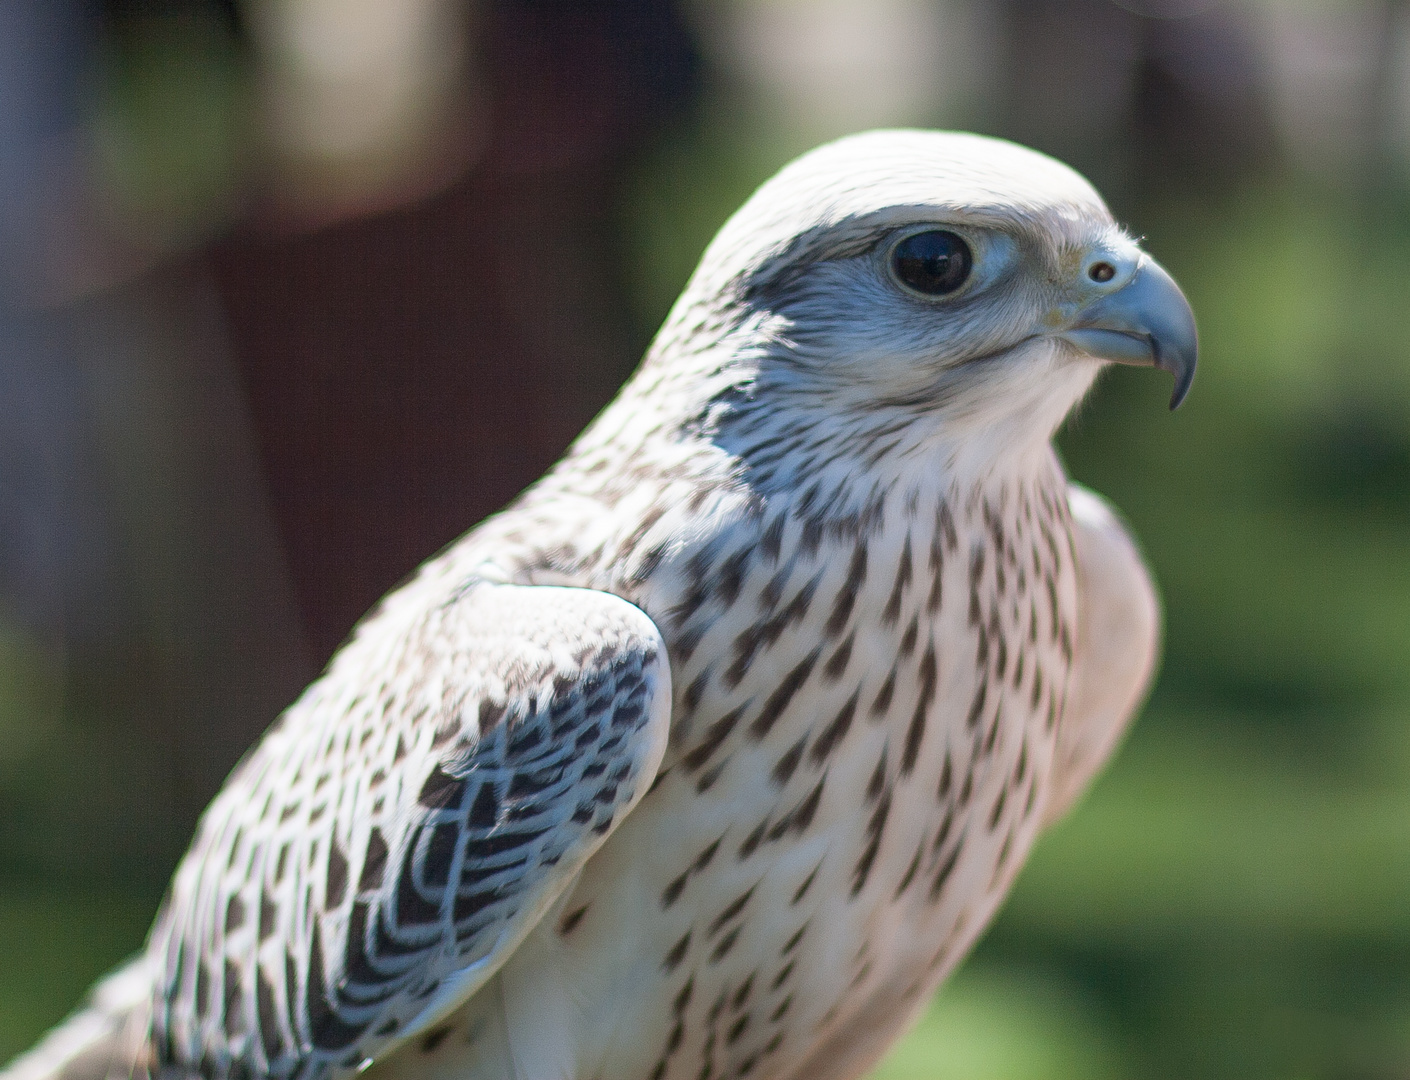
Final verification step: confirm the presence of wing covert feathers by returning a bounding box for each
[1044,485,1160,825]
[148,582,671,1080]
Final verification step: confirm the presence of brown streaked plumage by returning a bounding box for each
[2,129,1191,1080]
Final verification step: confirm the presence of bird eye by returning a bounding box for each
[890,230,973,297]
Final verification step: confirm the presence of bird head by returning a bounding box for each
[646,130,1196,481]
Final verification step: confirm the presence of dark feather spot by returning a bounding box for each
[256,966,282,1062]
[822,633,854,681]
[825,543,868,637]
[761,515,785,562]
[939,502,958,550]
[326,840,348,909]
[663,873,688,909]
[359,829,389,891]
[899,615,919,658]
[708,987,728,1024]
[694,837,723,871]
[996,830,1014,872]
[894,844,923,898]
[781,924,807,955]
[682,706,746,773]
[738,818,768,861]
[274,844,289,883]
[870,666,897,718]
[697,759,728,793]
[419,766,466,810]
[559,905,588,935]
[966,683,987,729]
[791,864,820,905]
[771,961,795,991]
[663,931,691,973]
[710,926,742,964]
[726,1014,749,1045]
[223,961,246,1038]
[733,973,755,1010]
[431,715,459,748]
[851,789,891,896]
[716,548,752,608]
[750,650,820,740]
[196,961,210,1017]
[811,692,858,764]
[464,826,549,858]
[929,846,961,901]
[225,895,245,933]
[882,536,912,626]
[928,529,946,612]
[258,895,277,941]
[682,671,710,719]
[423,824,459,888]
[453,888,500,922]
[674,975,694,1015]
[771,736,807,787]
[397,838,443,925]
[709,887,756,938]
[421,1026,451,1053]
[727,573,821,687]
[789,777,825,833]
[989,787,1007,830]
[902,643,937,776]
[478,698,505,733]
[759,564,788,613]
[866,749,887,802]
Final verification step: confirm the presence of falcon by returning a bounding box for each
[5,129,1195,1080]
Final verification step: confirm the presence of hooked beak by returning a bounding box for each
[1058,256,1198,410]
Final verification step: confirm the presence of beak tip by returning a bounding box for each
[1157,330,1198,411]
[1168,363,1195,410]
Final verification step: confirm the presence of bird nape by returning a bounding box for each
[3,129,1194,1080]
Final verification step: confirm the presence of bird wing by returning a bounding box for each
[1043,484,1160,826]
[147,579,671,1080]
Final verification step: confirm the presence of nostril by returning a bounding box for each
[1089,261,1116,283]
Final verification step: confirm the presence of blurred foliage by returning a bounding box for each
[0,886,156,1065]
[94,9,249,252]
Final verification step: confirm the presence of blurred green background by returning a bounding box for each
[7,2,1410,1079]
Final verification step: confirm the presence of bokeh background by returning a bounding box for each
[2,1,1410,1077]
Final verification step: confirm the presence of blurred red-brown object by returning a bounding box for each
[214,0,698,662]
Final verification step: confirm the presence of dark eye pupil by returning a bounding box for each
[891,230,973,296]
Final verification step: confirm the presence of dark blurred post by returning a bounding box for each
[214,0,699,664]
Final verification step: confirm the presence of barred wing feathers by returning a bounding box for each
[149,582,672,1080]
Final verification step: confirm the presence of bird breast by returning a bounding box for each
[440,463,1082,1080]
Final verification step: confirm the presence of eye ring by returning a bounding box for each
[1088,261,1116,283]
[889,229,973,297]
